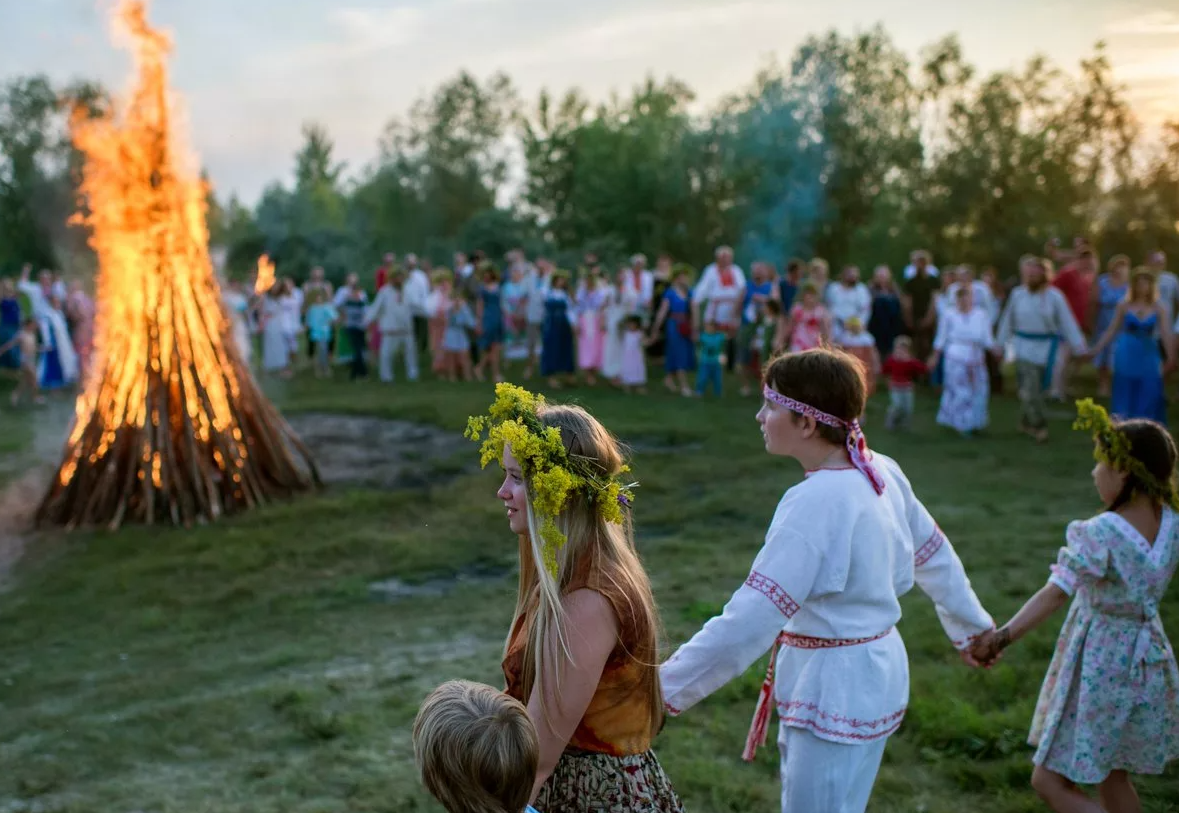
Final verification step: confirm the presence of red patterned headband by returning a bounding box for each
[762,385,885,495]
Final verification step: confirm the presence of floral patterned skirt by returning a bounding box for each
[534,748,684,813]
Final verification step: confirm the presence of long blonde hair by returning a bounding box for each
[506,403,663,739]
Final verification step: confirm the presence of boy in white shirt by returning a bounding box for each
[660,347,994,813]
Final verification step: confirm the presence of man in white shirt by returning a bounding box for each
[824,265,872,344]
[902,249,940,281]
[365,269,418,383]
[693,246,747,370]
[403,253,431,357]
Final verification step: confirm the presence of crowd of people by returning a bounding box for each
[214,240,1177,441]
[410,367,1178,813]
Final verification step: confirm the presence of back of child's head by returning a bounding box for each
[624,314,642,330]
[846,316,864,333]
[1103,419,1179,511]
[892,336,912,355]
[308,288,327,306]
[704,319,718,333]
[764,299,782,318]
[763,348,866,446]
[413,680,537,813]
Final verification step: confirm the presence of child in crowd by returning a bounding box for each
[661,348,993,813]
[971,400,1179,813]
[303,289,338,379]
[0,318,44,406]
[882,336,928,431]
[619,313,648,394]
[786,283,830,353]
[413,680,541,813]
[441,293,477,382]
[696,319,727,397]
[750,300,785,385]
[839,316,881,398]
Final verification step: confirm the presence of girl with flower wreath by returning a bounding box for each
[659,348,994,813]
[466,384,683,812]
[970,400,1179,813]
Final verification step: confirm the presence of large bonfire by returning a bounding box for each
[38,0,319,530]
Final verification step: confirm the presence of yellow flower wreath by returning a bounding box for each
[465,384,636,576]
[1074,398,1179,510]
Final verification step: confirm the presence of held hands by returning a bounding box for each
[962,627,1011,668]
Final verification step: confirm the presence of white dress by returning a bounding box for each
[934,308,994,433]
[223,290,252,365]
[660,456,992,812]
[601,287,636,380]
[260,297,289,371]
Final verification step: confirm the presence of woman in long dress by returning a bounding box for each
[540,273,576,388]
[575,269,607,385]
[259,286,291,377]
[929,285,997,435]
[649,265,695,396]
[65,281,95,382]
[601,268,635,385]
[1088,269,1174,424]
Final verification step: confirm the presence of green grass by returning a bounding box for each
[1,368,1177,813]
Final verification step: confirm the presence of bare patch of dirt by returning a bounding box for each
[285,412,476,489]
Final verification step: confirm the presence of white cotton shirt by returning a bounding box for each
[935,307,995,366]
[660,455,993,745]
[695,263,747,327]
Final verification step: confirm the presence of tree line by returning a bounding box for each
[2,27,1178,284]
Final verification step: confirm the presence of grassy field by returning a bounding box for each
[1,367,1177,813]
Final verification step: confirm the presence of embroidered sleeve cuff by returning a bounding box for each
[914,526,946,567]
[1049,565,1077,597]
[743,571,801,618]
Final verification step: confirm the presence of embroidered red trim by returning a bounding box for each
[914,526,946,567]
[779,629,891,649]
[664,701,682,717]
[744,571,800,618]
[777,700,906,732]
[778,710,906,742]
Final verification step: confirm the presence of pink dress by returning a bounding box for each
[789,304,827,352]
[67,290,95,379]
[576,282,607,371]
[619,328,647,386]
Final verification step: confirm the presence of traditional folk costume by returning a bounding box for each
[540,288,576,377]
[1033,508,1179,783]
[367,284,418,383]
[1110,310,1167,423]
[660,389,992,813]
[933,307,995,434]
[996,286,1086,433]
[501,275,530,361]
[601,286,636,381]
[575,280,608,372]
[825,282,872,345]
[788,304,827,353]
[260,295,290,372]
[662,286,695,374]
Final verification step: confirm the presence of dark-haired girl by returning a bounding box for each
[971,403,1179,813]
[660,347,993,813]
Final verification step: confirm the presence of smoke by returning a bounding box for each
[718,60,837,269]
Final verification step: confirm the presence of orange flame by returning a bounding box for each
[60,0,246,490]
[254,254,275,295]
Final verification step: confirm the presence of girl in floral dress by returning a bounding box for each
[972,400,1179,812]
[785,283,830,352]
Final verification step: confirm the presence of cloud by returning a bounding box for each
[272,5,428,67]
[1106,10,1179,36]
[492,1,801,70]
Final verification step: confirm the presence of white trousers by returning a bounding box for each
[779,726,888,813]
[379,332,418,382]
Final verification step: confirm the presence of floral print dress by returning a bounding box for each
[1031,509,1179,783]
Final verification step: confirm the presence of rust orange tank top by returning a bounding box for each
[502,566,659,756]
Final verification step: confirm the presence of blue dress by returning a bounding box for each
[40,318,65,390]
[479,286,504,349]
[0,297,20,368]
[663,287,696,373]
[1093,274,1128,370]
[1111,310,1166,423]
[540,291,575,376]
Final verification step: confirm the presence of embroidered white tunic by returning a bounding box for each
[995,286,1086,366]
[660,455,993,747]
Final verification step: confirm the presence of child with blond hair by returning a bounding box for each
[413,679,541,813]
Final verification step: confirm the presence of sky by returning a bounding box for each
[2,0,1178,204]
